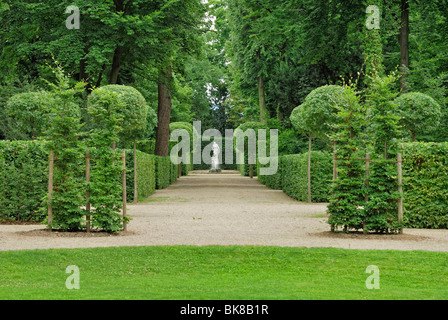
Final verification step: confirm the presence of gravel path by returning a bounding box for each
[1,170,448,252]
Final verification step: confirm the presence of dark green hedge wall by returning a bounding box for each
[257,157,282,190]
[402,142,448,229]
[125,149,156,202]
[281,152,333,203]
[0,141,48,222]
[258,151,332,202]
[155,156,173,189]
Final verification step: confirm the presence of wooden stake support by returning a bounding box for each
[47,150,54,231]
[397,153,403,233]
[122,150,127,232]
[85,151,91,233]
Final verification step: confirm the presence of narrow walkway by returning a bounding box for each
[1,171,448,251]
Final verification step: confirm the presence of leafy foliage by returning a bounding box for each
[155,156,173,190]
[234,121,269,176]
[43,66,87,231]
[87,86,128,233]
[327,85,366,232]
[363,74,402,233]
[395,92,442,141]
[402,142,448,229]
[281,152,332,202]
[6,91,53,140]
[0,141,48,222]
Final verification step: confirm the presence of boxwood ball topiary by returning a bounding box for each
[87,85,149,141]
[394,92,441,141]
[290,85,349,138]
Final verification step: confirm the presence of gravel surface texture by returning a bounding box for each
[1,171,448,252]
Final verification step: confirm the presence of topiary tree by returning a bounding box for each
[394,92,442,142]
[90,85,149,146]
[290,85,349,203]
[87,86,129,232]
[326,84,366,233]
[43,65,87,231]
[363,74,402,234]
[6,91,53,140]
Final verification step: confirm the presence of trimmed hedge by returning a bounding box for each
[258,151,332,203]
[257,157,282,190]
[155,156,173,189]
[402,142,448,229]
[138,139,191,176]
[170,161,178,184]
[125,149,156,202]
[281,152,333,203]
[0,141,48,222]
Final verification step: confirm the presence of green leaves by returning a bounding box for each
[0,141,48,222]
[402,142,448,229]
[290,85,350,139]
[394,92,442,141]
[6,91,54,140]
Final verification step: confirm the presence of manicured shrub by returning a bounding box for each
[125,150,156,202]
[155,156,172,189]
[6,91,54,140]
[0,141,48,222]
[402,142,448,229]
[170,162,178,184]
[395,92,442,141]
[281,152,333,202]
[257,157,282,190]
[89,85,149,144]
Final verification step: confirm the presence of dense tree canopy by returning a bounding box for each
[1,0,447,148]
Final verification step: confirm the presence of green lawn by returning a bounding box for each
[1,246,447,300]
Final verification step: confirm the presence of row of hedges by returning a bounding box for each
[0,141,48,222]
[125,150,156,202]
[259,143,448,229]
[402,142,448,229]
[155,156,177,190]
[0,140,178,222]
[258,152,333,202]
[257,157,282,190]
[136,139,192,176]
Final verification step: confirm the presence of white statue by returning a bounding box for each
[210,142,220,172]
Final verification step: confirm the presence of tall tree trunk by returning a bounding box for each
[308,133,312,204]
[258,74,267,124]
[399,0,410,92]
[155,67,173,157]
[109,47,123,84]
